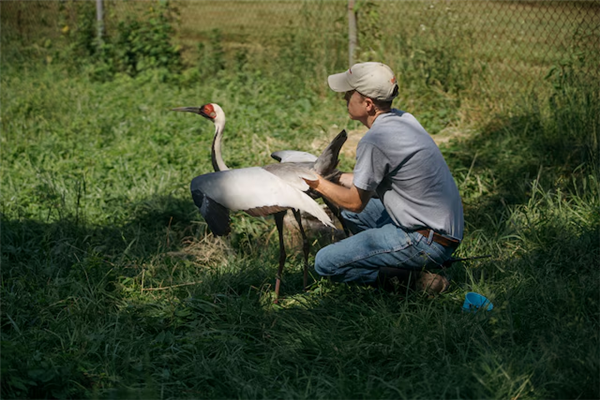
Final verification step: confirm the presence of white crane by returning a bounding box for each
[173,103,347,299]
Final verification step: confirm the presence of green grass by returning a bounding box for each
[2,1,599,399]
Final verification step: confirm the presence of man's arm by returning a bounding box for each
[305,173,372,213]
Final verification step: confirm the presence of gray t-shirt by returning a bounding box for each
[353,109,464,239]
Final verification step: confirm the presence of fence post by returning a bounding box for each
[96,0,104,42]
[348,0,357,67]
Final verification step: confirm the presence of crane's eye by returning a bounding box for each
[202,104,216,118]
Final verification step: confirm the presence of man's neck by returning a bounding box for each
[365,109,389,128]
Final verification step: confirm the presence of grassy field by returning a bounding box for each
[2,1,599,399]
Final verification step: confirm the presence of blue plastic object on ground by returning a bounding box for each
[463,292,493,312]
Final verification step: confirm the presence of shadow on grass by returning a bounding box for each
[2,186,335,307]
[479,220,599,399]
[0,191,282,397]
[444,105,597,237]
[0,189,339,398]
[2,194,196,266]
[3,189,599,399]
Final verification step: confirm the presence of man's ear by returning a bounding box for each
[364,97,377,113]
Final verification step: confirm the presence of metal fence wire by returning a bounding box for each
[2,0,599,93]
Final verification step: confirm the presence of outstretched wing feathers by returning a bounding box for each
[313,129,347,175]
[261,163,317,192]
[271,130,347,176]
[190,167,333,233]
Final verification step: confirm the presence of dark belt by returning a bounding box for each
[416,229,460,249]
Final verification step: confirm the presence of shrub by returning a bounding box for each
[61,1,182,81]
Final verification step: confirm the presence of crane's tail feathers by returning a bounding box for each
[298,196,335,228]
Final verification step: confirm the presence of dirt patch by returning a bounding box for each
[311,125,463,160]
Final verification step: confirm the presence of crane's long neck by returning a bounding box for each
[211,120,229,172]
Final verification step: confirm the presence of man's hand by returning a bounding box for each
[303,174,321,190]
[303,173,371,213]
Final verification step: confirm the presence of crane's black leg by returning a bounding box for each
[273,211,287,302]
[292,209,309,289]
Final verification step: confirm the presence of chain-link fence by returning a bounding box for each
[2,0,599,96]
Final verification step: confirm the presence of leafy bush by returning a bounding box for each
[62,1,182,81]
[110,3,182,77]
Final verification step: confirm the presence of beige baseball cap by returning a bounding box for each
[328,62,398,102]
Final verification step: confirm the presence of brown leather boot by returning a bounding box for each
[415,271,450,295]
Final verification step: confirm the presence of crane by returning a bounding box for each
[173,103,347,300]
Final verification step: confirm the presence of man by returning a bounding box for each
[304,62,464,294]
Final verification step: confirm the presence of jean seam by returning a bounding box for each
[329,240,412,271]
[411,231,423,245]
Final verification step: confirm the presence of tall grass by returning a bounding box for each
[2,1,599,399]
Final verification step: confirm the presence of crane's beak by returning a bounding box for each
[172,106,201,114]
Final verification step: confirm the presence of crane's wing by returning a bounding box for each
[261,163,318,192]
[271,150,318,163]
[313,129,347,175]
[190,167,333,235]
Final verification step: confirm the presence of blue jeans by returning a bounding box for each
[314,199,456,284]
